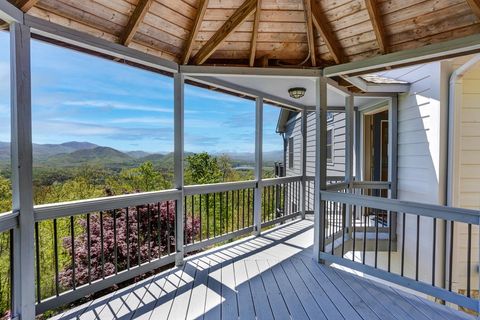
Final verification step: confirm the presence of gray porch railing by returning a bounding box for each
[319,189,480,313]
[0,176,304,315]
[0,212,15,318]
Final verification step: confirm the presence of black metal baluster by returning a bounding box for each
[53,219,59,295]
[322,201,326,252]
[415,215,420,281]
[341,204,346,256]
[70,216,76,289]
[220,192,224,234]
[449,221,454,291]
[113,209,118,273]
[100,211,105,278]
[237,190,240,230]
[166,201,171,256]
[242,189,245,229]
[432,218,436,286]
[467,223,472,297]
[147,204,151,261]
[184,196,187,245]
[352,205,356,262]
[401,212,405,276]
[388,211,392,272]
[137,206,141,265]
[126,207,130,269]
[206,194,210,239]
[362,207,367,264]
[35,222,41,302]
[247,189,251,226]
[87,213,91,283]
[213,193,216,237]
[375,209,379,269]
[231,190,234,232]
[262,187,266,222]
[226,191,229,233]
[157,203,162,258]
[199,194,202,241]
[331,202,335,255]
[191,195,195,244]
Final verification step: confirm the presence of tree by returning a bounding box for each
[108,162,171,194]
[59,200,200,288]
[185,153,222,185]
[217,154,234,182]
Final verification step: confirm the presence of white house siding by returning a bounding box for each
[359,62,449,289]
[284,111,346,212]
[451,61,480,298]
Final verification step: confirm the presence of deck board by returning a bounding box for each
[49,219,474,320]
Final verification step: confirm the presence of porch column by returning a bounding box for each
[301,107,308,219]
[253,96,263,236]
[314,77,328,262]
[10,22,36,319]
[174,72,185,266]
[345,95,354,230]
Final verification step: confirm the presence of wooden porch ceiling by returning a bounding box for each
[6,0,480,69]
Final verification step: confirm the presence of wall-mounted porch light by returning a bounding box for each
[288,87,306,99]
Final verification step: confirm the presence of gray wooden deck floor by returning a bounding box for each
[50,219,473,320]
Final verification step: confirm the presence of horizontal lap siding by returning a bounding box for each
[394,62,447,286]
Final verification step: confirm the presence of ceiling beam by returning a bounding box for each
[304,0,316,66]
[13,0,38,12]
[249,0,261,67]
[466,0,480,19]
[311,0,344,64]
[193,0,256,65]
[365,0,388,54]
[120,0,153,46]
[182,0,208,64]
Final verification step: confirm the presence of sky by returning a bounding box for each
[0,31,283,154]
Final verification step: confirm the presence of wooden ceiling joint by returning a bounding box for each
[304,0,316,66]
[182,0,209,64]
[310,0,345,64]
[193,0,257,65]
[249,0,261,67]
[466,0,480,19]
[13,0,39,12]
[365,0,388,54]
[120,0,153,46]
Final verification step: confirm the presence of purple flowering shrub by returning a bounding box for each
[59,200,199,288]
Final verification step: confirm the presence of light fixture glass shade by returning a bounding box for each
[288,87,306,99]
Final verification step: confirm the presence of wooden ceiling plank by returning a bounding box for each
[14,0,39,12]
[365,0,388,54]
[311,0,345,64]
[193,0,257,65]
[249,0,261,67]
[182,0,209,64]
[304,0,316,66]
[466,0,480,19]
[120,0,153,46]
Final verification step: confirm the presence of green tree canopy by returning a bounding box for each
[185,152,222,185]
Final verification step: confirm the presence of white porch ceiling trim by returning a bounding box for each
[0,0,23,23]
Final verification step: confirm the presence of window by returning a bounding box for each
[327,129,333,163]
[288,137,294,169]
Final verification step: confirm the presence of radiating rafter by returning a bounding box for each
[249,0,261,67]
[120,0,153,46]
[365,0,388,54]
[466,0,480,19]
[182,0,209,64]
[304,0,316,66]
[193,0,257,65]
[310,0,345,64]
[13,0,39,12]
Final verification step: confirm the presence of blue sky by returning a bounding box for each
[0,31,282,154]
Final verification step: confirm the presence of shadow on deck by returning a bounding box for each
[50,219,473,320]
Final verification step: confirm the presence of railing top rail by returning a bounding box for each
[184,180,256,196]
[353,180,391,190]
[34,189,182,221]
[260,175,302,187]
[321,191,480,224]
[0,210,18,232]
[326,182,349,191]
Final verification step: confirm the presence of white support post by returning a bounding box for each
[174,72,185,266]
[253,96,263,236]
[301,108,307,219]
[314,77,328,262]
[10,22,36,320]
[345,95,354,230]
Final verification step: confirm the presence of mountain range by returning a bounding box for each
[0,141,282,168]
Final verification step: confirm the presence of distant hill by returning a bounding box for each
[0,141,283,169]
